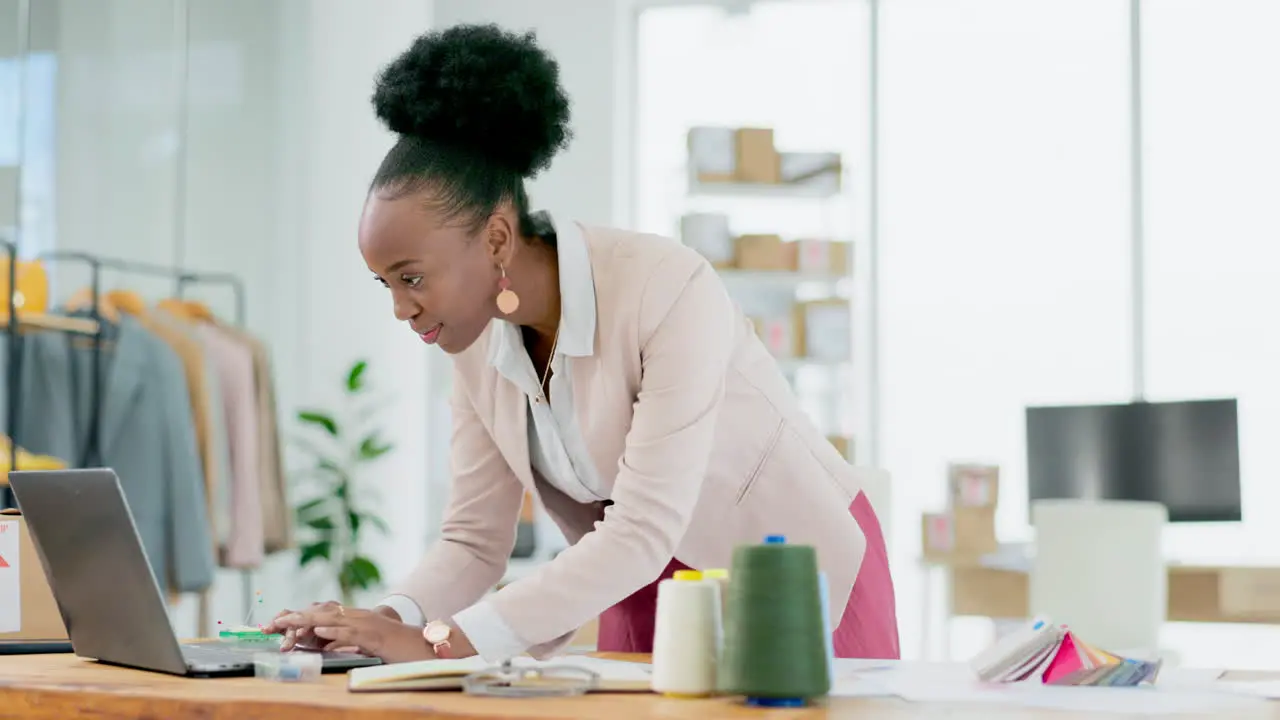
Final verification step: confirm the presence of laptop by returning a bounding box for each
[8,468,382,677]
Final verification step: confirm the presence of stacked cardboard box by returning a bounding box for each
[686,126,842,191]
[921,463,1001,562]
[748,300,851,362]
[687,127,781,184]
[0,509,68,641]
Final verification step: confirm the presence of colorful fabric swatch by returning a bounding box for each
[970,617,1162,687]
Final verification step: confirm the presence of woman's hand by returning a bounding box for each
[268,604,435,664]
[263,600,346,652]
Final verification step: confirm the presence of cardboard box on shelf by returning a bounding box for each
[795,239,852,275]
[734,128,780,184]
[921,506,998,561]
[750,313,800,359]
[948,463,1000,509]
[734,234,796,271]
[0,509,67,641]
[679,213,735,268]
[795,299,851,361]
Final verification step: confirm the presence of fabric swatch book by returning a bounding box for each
[347,656,653,693]
[969,617,1162,687]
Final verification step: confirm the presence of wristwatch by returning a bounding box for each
[423,620,452,659]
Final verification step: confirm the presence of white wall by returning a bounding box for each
[432,0,631,227]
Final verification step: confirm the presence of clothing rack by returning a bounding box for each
[36,251,252,627]
[5,248,253,629]
[34,251,247,467]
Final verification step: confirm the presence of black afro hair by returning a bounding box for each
[372,23,572,179]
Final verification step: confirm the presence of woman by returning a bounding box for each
[267,23,898,664]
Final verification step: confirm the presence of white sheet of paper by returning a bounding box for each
[1217,681,1280,699]
[1000,685,1266,715]
[869,661,1264,715]
[1156,667,1227,689]
[0,520,20,633]
[828,658,898,697]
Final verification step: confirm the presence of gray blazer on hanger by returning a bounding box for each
[7,318,215,593]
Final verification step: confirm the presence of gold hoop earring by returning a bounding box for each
[496,265,520,315]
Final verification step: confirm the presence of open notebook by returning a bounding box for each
[347,656,653,693]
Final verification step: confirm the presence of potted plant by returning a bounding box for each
[292,360,393,607]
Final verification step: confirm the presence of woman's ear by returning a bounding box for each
[484,212,519,266]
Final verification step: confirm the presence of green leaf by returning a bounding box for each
[347,510,361,534]
[295,497,329,518]
[298,541,330,567]
[357,434,393,461]
[306,516,336,531]
[298,411,339,437]
[347,361,368,392]
[339,555,382,591]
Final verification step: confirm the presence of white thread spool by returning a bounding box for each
[651,569,721,697]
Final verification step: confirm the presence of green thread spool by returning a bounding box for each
[720,535,830,706]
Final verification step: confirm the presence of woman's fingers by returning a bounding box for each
[262,607,296,635]
[265,600,340,634]
[313,625,361,653]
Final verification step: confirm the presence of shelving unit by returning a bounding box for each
[679,125,857,459]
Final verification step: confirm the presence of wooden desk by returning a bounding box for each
[5,652,1274,719]
[927,557,1280,623]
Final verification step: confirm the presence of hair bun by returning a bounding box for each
[372,24,572,179]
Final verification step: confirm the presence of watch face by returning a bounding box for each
[425,623,451,644]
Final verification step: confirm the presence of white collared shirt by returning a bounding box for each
[378,213,606,661]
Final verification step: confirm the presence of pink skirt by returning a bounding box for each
[596,491,900,659]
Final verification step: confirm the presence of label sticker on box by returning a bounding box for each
[0,521,20,633]
[926,514,955,552]
[959,474,992,506]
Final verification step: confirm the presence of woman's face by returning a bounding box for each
[358,191,507,355]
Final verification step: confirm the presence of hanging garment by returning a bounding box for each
[151,307,234,559]
[195,321,264,569]
[117,302,222,550]
[216,324,291,553]
[13,316,216,593]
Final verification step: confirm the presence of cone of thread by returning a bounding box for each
[720,538,830,702]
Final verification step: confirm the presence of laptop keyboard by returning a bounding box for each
[181,643,259,665]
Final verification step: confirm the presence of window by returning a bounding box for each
[0,51,58,257]
[878,0,1133,656]
[1141,0,1280,668]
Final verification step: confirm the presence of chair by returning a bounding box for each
[1029,499,1167,653]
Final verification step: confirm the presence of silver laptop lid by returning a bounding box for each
[9,468,188,675]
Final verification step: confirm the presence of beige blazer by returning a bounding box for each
[394,224,881,657]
